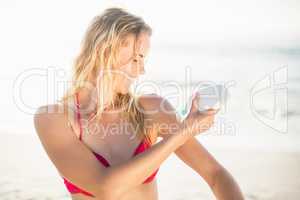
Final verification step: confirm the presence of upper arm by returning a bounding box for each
[33,104,108,196]
[139,95,223,186]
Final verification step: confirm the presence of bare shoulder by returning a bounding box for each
[33,103,73,137]
[137,93,175,115]
[34,104,66,124]
[137,93,181,138]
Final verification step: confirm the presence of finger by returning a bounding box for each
[202,108,218,115]
[191,92,200,112]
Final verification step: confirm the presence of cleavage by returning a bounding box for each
[83,119,141,165]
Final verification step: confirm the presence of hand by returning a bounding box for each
[180,92,219,140]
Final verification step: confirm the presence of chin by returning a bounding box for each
[116,82,132,95]
[118,87,130,95]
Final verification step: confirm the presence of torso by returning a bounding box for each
[71,181,158,200]
[66,93,159,200]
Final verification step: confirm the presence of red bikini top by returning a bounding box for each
[62,93,159,197]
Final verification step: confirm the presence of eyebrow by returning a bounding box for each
[138,54,144,58]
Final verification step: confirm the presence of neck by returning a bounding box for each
[76,88,124,116]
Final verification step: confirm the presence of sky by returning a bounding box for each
[0,0,299,78]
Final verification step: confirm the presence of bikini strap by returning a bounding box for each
[75,92,83,141]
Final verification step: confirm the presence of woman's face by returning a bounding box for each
[113,32,150,94]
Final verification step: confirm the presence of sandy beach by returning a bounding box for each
[1,132,299,200]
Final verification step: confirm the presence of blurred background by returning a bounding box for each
[0,0,299,199]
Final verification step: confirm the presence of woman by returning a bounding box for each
[34,7,244,200]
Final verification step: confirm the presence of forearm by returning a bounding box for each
[95,132,187,198]
[211,167,244,200]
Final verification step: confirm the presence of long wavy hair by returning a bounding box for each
[59,7,156,144]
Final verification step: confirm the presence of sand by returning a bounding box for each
[0,133,299,200]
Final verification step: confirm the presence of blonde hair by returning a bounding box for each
[59,7,155,144]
